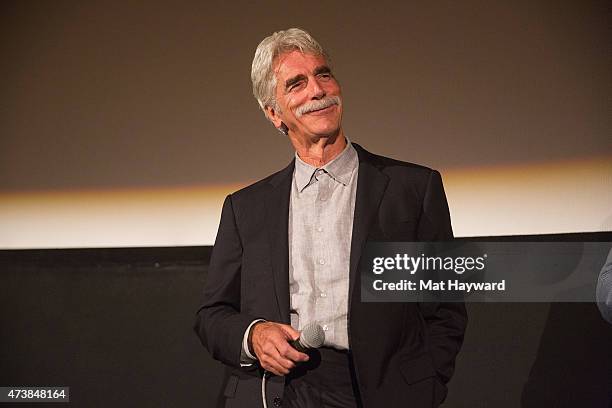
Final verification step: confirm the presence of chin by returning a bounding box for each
[309,122,341,137]
[309,128,341,140]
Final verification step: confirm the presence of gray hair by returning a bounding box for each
[251,28,329,113]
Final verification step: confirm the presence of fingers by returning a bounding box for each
[279,324,300,341]
[259,346,295,376]
[251,322,310,375]
[280,339,310,363]
[277,324,310,363]
[276,324,310,363]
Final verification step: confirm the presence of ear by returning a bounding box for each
[265,105,283,128]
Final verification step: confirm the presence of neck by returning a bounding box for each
[291,129,347,167]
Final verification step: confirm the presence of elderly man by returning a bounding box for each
[195,28,467,408]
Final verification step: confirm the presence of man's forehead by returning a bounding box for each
[273,50,329,77]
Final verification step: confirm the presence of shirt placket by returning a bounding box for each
[313,169,333,341]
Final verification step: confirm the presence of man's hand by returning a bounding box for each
[250,321,309,376]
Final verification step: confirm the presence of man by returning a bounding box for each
[596,248,612,324]
[195,28,467,408]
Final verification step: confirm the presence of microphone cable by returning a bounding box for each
[261,370,269,408]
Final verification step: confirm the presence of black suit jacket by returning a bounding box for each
[195,143,467,408]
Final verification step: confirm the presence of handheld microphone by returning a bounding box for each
[262,322,325,408]
[289,322,325,352]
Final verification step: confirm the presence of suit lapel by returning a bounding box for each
[265,161,294,324]
[349,145,389,311]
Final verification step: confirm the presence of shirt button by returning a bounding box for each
[320,292,327,298]
[316,226,323,232]
[318,259,325,265]
[322,325,329,331]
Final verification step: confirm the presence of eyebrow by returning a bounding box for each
[313,65,332,76]
[284,65,333,90]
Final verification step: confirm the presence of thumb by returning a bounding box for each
[280,324,300,341]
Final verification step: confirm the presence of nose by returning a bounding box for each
[309,76,326,100]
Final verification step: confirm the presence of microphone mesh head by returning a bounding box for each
[301,322,325,348]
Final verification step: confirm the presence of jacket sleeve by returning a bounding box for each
[193,195,258,368]
[416,170,468,384]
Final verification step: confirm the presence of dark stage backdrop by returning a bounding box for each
[2,233,611,407]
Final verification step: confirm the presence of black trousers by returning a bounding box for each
[283,347,362,408]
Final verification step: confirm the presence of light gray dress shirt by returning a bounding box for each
[241,141,359,363]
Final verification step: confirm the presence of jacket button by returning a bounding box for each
[273,396,282,406]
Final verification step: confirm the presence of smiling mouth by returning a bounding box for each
[306,105,335,115]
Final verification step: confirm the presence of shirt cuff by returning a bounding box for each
[240,319,266,366]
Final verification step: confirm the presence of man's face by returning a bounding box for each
[266,51,343,141]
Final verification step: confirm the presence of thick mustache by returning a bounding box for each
[296,96,341,117]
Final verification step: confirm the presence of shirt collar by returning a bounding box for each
[294,139,358,192]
